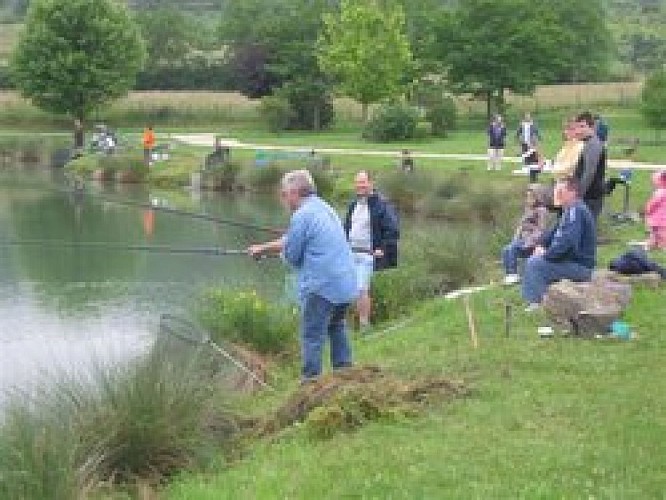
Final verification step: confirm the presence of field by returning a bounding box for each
[0,23,20,61]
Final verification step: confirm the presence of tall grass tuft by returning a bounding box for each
[0,346,232,497]
[0,395,96,499]
[71,348,214,482]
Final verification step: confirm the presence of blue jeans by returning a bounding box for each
[502,239,533,275]
[521,256,593,304]
[301,293,352,380]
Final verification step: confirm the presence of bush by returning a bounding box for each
[277,80,335,131]
[378,170,432,213]
[241,163,287,193]
[372,266,437,323]
[259,95,294,133]
[202,160,242,191]
[640,69,666,130]
[363,102,419,142]
[426,97,457,137]
[414,228,489,291]
[96,154,149,182]
[198,289,298,355]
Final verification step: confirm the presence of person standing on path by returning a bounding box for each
[522,177,596,310]
[142,126,156,167]
[487,115,507,171]
[573,112,607,221]
[516,112,540,166]
[248,170,358,381]
[344,171,400,330]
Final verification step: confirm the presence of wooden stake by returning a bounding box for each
[463,295,479,349]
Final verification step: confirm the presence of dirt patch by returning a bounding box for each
[262,366,470,438]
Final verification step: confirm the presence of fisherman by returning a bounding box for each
[248,170,357,381]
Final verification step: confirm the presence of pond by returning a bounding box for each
[0,163,288,406]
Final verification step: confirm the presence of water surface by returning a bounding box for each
[0,165,287,404]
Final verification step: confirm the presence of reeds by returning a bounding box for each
[0,346,234,497]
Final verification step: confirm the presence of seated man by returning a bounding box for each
[522,176,596,310]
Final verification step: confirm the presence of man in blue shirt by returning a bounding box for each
[522,176,596,310]
[248,170,358,380]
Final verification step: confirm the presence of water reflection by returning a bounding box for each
[0,167,288,403]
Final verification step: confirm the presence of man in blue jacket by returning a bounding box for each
[522,176,596,310]
[248,170,358,381]
[344,171,399,329]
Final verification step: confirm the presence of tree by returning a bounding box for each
[318,0,413,122]
[219,0,335,130]
[10,0,145,123]
[436,0,610,119]
[136,8,191,67]
[640,70,666,136]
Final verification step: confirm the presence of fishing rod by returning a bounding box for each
[0,239,276,258]
[65,183,284,235]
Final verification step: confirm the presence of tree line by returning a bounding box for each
[5,0,654,130]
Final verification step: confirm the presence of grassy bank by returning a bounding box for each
[164,168,666,498]
[1,163,664,498]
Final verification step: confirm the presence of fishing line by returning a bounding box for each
[0,239,276,258]
[67,183,284,235]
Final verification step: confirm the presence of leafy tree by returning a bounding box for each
[640,70,666,132]
[219,0,335,130]
[136,8,191,66]
[318,0,413,122]
[10,0,145,123]
[436,0,610,119]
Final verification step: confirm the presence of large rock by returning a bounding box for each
[542,276,632,336]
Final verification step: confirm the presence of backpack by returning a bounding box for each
[609,248,666,279]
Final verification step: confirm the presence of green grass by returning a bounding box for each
[163,168,665,499]
[166,280,666,498]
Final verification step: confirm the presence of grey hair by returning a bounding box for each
[281,169,316,197]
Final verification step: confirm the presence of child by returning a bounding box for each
[645,170,666,250]
[502,185,550,284]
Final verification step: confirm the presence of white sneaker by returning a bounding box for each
[524,303,540,313]
[503,274,520,285]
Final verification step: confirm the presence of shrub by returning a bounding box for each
[241,163,286,193]
[413,228,489,290]
[259,95,294,133]
[372,266,437,323]
[202,160,242,191]
[198,289,297,355]
[640,69,666,130]
[277,80,335,131]
[378,170,432,213]
[426,96,457,137]
[363,102,419,142]
[97,153,148,177]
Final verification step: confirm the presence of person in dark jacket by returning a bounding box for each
[344,171,399,329]
[487,115,507,171]
[522,176,596,310]
[573,111,607,220]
